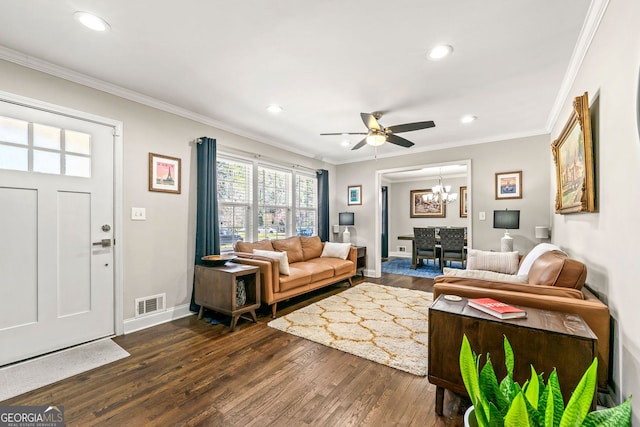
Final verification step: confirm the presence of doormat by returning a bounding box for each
[0,338,129,402]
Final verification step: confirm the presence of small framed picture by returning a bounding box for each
[347,185,362,205]
[495,171,522,200]
[459,186,468,217]
[149,153,181,194]
[410,189,446,218]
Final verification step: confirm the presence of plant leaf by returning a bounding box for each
[581,396,631,427]
[544,383,556,427]
[460,335,481,405]
[524,365,540,409]
[504,392,530,427]
[504,335,515,378]
[559,359,597,427]
[480,357,509,414]
[547,371,564,427]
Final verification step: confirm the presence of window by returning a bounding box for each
[217,157,252,251]
[0,115,92,177]
[295,174,317,237]
[258,166,291,240]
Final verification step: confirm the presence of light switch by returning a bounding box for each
[132,207,146,220]
[479,211,486,221]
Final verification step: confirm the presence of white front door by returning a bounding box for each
[0,100,115,366]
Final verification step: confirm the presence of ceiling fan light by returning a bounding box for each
[366,134,386,146]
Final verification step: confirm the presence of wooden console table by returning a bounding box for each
[194,263,261,331]
[428,295,597,415]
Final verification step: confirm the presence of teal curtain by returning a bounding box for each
[190,136,219,312]
[317,169,329,241]
[381,186,388,258]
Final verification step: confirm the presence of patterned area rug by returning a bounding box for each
[268,282,433,376]
[381,257,464,279]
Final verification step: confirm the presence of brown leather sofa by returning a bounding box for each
[434,250,610,390]
[232,236,356,317]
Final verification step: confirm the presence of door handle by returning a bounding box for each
[93,239,112,248]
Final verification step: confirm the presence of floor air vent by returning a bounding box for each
[135,293,166,317]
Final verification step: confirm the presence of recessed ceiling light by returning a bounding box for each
[266,104,283,114]
[74,11,110,32]
[428,44,453,61]
[341,140,350,147]
[461,115,477,124]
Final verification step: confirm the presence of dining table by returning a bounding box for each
[398,234,467,269]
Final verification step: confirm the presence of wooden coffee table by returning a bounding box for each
[428,295,597,415]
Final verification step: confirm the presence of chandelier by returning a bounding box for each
[424,171,458,207]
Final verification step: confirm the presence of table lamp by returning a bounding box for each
[493,209,520,252]
[338,212,354,243]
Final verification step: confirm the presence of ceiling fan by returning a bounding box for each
[321,111,435,150]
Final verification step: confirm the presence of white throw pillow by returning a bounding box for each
[466,249,519,275]
[443,267,528,284]
[517,243,565,276]
[320,242,352,260]
[253,249,290,275]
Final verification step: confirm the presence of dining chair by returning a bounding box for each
[439,227,467,269]
[413,227,441,271]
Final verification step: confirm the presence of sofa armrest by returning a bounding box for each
[433,281,610,390]
[232,252,279,298]
[347,246,357,275]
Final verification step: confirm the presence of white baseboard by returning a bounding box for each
[123,303,194,334]
[388,252,411,258]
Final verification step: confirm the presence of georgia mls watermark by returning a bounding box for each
[0,406,64,427]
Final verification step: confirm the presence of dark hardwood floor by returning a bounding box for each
[2,273,469,426]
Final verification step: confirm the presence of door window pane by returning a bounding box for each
[0,145,28,171]
[33,150,60,174]
[65,155,91,177]
[0,116,28,145]
[65,130,91,155]
[33,123,61,150]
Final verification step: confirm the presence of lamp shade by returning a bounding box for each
[338,212,355,226]
[493,210,520,229]
[535,226,550,239]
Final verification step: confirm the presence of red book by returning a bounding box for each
[467,298,527,319]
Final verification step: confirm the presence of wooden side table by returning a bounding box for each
[194,263,261,331]
[428,295,597,415]
[355,246,366,276]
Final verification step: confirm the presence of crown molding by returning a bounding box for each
[545,0,610,132]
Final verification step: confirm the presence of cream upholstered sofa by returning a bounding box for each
[433,244,610,390]
[232,235,356,317]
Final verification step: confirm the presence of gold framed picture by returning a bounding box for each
[459,186,468,218]
[149,152,181,194]
[410,189,446,218]
[495,171,522,200]
[552,92,596,214]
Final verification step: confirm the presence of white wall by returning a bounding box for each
[387,176,469,257]
[548,0,639,417]
[335,133,551,274]
[0,59,334,322]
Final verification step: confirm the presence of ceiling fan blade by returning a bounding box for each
[361,113,381,131]
[386,121,435,133]
[351,138,368,150]
[320,132,368,136]
[387,134,414,148]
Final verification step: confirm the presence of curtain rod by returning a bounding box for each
[193,137,319,174]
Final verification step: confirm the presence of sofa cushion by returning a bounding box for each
[308,257,354,276]
[466,249,519,275]
[253,249,290,275]
[278,266,312,291]
[300,236,324,260]
[528,251,586,289]
[235,239,274,253]
[517,243,564,276]
[442,267,528,284]
[320,242,351,260]
[272,236,304,263]
[290,261,334,282]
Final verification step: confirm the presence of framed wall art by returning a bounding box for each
[459,186,468,218]
[552,92,596,214]
[495,171,522,200]
[149,152,181,194]
[410,189,445,218]
[347,185,362,205]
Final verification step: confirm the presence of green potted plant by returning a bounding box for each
[459,334,631,427]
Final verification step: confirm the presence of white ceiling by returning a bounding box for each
[0,1,594,165]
